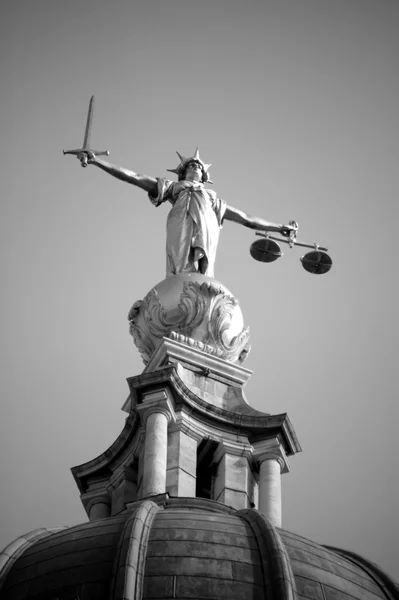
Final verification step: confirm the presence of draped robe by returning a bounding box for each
[149,178,226,278]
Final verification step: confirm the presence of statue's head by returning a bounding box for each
[182,160,204,183]
[167,148,213,184]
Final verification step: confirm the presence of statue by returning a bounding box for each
[79,147,297,278]
[64,97,324,367]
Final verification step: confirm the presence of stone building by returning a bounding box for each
[1,273,398,600]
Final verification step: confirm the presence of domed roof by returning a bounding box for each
[1,497,398,600]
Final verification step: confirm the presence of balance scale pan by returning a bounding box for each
[250,239,283,263]
[301,251,332,274]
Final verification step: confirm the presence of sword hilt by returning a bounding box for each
[63,148,110,166]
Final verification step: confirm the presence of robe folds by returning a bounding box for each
[149,178,226,278]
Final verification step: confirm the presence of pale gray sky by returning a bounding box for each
[1,0,398,578]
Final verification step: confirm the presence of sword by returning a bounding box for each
[63,95,109,167]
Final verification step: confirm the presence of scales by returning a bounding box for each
[250,221,332,274]
[63,97,332,276]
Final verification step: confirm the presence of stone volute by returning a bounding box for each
[128,273,251,366]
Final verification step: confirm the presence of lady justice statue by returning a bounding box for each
[74,146,298,365]
[65,99,297,365]
[83,147,296,279]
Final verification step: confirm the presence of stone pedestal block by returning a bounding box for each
[214,444,254,510]
[167,429,197,497]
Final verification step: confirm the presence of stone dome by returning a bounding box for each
[1,496,398,600]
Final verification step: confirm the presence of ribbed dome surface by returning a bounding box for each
[1,498,398,600]
[143,506,262,599]
[1,515,126,600]
[279,529,398,600]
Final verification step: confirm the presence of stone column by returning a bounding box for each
[137,389,176,498]
[253,438,290,528]
[85,495,111,521]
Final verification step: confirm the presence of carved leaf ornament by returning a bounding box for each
[128,280,250,365]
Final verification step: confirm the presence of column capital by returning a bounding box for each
[168,412,203,443]
[137,389,176,426]
[213,439,253,465]
[81,491,111,515]
[252,438,290,474]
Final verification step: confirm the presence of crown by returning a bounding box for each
[167,147,213,184]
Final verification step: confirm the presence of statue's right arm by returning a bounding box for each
[87,155,158,197]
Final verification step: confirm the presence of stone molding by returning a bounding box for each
[81,491,112,515]
[106,465,138,494]
[169,410,252,451]
[144,336,253,386]
[168,413,204,443]
[215,487,251,505]
[71,409,141,495]
[110,500,161,600]
[237,509,298,600]
[125,367,302,462]
[213,439,254,465]
[136,389,176,426]
[252,438,290,474]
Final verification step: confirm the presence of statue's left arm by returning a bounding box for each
[223,204,296,237]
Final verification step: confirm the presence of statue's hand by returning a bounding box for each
[77,150,96,168]
[86,150,96,164]
[280,223,297,237]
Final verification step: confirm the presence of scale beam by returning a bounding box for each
[256,231,328,252]
[252,225,332,274]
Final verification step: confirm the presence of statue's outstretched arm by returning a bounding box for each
[85,152,158,196]
[224,204,295,237]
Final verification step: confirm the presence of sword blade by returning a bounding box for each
[82,95,95,149]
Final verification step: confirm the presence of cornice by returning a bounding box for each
[144,336,253,386]
[81,491,111,513]
[252,438,290,474]
[71,410,140,494]
[136,388,176,425]
[127,365,301,456]
[213,439,254,464]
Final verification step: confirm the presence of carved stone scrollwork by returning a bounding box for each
[204,290,250,363]
[178,281,216,336]
[128,300,156,365]
[128,274,250,365]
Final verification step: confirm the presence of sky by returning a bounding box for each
[1,0,398,580]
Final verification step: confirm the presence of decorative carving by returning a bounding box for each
[128,275,250,366]
[178,281,223,336]
[169,331,226,359]
[205,290,251,363]
[144,289,175,338]
[128,300,156,365]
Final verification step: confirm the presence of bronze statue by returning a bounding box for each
[63,98,330,366]
[64,96,297,278]
[80,148,297,278]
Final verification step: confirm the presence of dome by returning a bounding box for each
[1,496,398,600]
